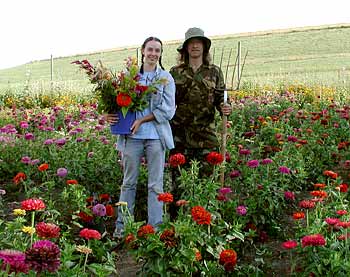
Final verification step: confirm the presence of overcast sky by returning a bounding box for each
[0,0,349,70]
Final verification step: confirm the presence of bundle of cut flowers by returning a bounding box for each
[72,57,167,117]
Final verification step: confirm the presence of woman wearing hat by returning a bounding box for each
[169,27,232,218]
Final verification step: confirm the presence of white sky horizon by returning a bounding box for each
[1,0,349,70]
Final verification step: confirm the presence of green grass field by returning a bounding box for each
[1,23,350,94]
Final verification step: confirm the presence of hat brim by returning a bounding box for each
[178,36,211,53]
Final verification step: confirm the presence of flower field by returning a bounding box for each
[1,85,350,275]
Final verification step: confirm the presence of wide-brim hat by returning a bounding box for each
[177,27,211,53]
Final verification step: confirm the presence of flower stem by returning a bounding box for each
[30,211,35,245]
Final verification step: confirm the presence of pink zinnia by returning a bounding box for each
[299,199,315,209]
[236,205,247,216]
[247,160,259,168]
[284,191,295,201]
[301,234,326,247]
[0,249,29,274]
[21,198,46,211]
[229,170,241,179]
[325,217,340,225]
[279,166,291,174]
[261,158,273,165]
[219,187,232,195]
[282,240,298,249]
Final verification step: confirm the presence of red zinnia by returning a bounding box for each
[337,183,348,193]
[299,199,315,209]
[105,204,115,217]
[66,179,78,185]
[99,193,110,201]
[191,206,211,225]
[137,224,155,238]
[116,93,132,107]
[160,228,177,248]
[21,198,46,211]
[206,152,224,165]
[323,170,338,179]
[77,211,93,222]
[301,234,326,247]
[168,153,186,167]
[79,228,101,240]
[293,212,305,220]
[282,240,298,249]
[219,249,237,272]
[125,233,136,245]
[13,172,26,184]
[38,163,49,171]
[157,192,173,203]
[35,222,60,239]
[310,190,327,198]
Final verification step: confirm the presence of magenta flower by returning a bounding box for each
[236,205,247,216]
[24,133,35,140]
[25,240,60,273]
[19,121,29,129]
[21,156,32,164]
[55,138,66,147]
[261,158,273,165]
[229,170,241,179]
[279,166,291,174]
[239,149,251,155]
[0,249,29,274]
[247,160,259,168]
[56,168,68,178]
[287,135,298,142]
[44,139,54,145]
[284,191,295,201]
[30,159,40,165]
[219,187,232,195]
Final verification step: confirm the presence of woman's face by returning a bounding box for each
[142,40,162,66]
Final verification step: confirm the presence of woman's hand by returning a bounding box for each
[130,119,142,135]
[104,114,119,124]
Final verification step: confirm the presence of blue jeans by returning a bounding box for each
[116,138,165,231]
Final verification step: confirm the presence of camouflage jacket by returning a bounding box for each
[169,63,225,149]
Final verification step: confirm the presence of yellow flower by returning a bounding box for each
[266,116,272,121]
[22,226,36,235]
[13,209,26,216]
[116,201,128,206]
[76,245,93,254]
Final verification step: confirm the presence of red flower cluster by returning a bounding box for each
[206,152,224,165]
[38,163,49,172]
[116,93,132,107]
[337,183,348,192]
[298,199,315,209]
[21,199,46,211]
[310,190,327,198]
[219,249,237,272]
[79,228,101,240]
[191,206,211,225]
[301,234,326,247]
[13,172,26,184]
[77,211,94,222]
[157,192,173,203]
[160,228,177,248]
[323,170,338,179]
[293,212,305,220]
[282,240,298,249]
[195,250,202,261]
[105,204,115,217]
[66,179,78,185]
[137,224,155,238]
[168,153,186,167]
[36,222,60,239]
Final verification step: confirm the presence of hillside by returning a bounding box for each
[1,23,350,92]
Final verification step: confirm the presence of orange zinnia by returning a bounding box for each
[116,93,132,107]
[13,172,26,184]
[38,163,49,171]
[293,212,305,220]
